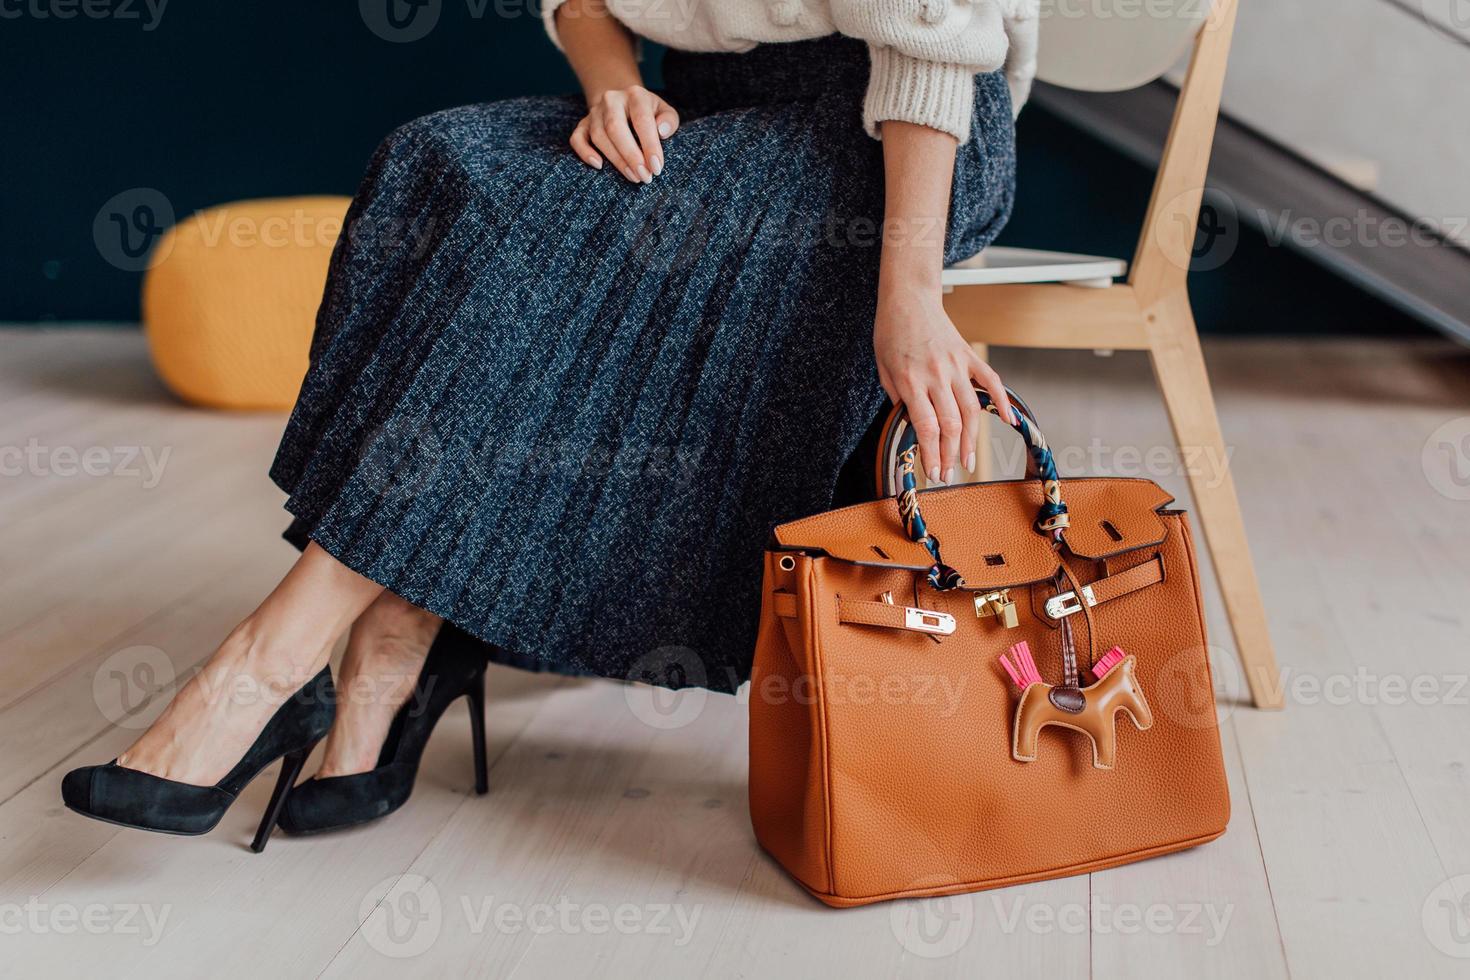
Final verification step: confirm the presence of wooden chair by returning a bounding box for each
[941,0,1284,708]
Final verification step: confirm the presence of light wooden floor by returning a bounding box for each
[2,327,1469,979]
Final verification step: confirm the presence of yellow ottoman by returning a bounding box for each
[143,196,351,411]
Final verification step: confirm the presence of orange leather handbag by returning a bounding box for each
[749,389,1229,907]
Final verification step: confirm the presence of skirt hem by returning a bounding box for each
[278,505,745,693]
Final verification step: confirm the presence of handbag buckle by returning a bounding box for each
[1045,585,1096,620]
[904,607,956,635]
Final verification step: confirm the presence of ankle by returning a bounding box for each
[353,597,441,647]
[331,601,439,721]
[219,618,332,698]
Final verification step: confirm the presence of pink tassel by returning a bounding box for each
[1092,646,1127,679]
[999,641,1044,690]
[999,654,1024,688]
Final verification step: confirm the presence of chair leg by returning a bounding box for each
[1143,295,1284,709]
[970,342,994,482]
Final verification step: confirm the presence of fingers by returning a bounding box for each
[601,93,652,183]
[589,113,637,183]
[953,376,985,475]
[569,119,602,170]
[901,386,944,485]
[928,384,963,484]
[628,91,665,177]
[579,88,679,183]
[905,365,1000,486]
[654,101,680,141]
[969,354,1013,426]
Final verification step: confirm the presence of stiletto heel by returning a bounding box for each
[62,667,335,848]
[250,739,318,853]
[467,673,488,795]
[278,632,490,835]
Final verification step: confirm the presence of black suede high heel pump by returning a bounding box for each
[61,666,335,852]
[277,632,488,835]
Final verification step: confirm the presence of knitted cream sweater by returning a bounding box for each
[542,0,1039,142]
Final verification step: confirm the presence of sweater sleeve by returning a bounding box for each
[831,0,1038,141]
[1001,1,1039,116]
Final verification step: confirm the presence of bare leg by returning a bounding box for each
[117,543,384,786]
[315,591,442,778]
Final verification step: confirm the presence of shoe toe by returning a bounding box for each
[61,766,96,811]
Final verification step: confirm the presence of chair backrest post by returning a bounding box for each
[1127,0,1240,308]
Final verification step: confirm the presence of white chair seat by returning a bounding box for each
[942,246,1128,289]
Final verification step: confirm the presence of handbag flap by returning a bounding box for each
[773,478,1175,589]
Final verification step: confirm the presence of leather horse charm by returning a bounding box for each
[999,641,1154,770]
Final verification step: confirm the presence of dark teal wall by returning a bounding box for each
[3,3,582,321]
[1,3,1421,334]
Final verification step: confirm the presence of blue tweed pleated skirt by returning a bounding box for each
[270,37,1016,693]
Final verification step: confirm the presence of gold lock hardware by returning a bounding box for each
[974,589,1019,628]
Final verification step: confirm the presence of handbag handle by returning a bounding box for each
[876,385,1069,591]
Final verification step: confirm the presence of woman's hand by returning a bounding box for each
[555,0,676,183]
[874,120,1012,485]
[569,86,680,184]
[874,286,1011,484]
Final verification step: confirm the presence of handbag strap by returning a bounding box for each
[892,387,1070,592]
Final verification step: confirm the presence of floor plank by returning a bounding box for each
[1218,344,1470,980]
[2,328,1467,979]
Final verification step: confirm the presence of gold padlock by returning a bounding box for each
[974,589,1019,628]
